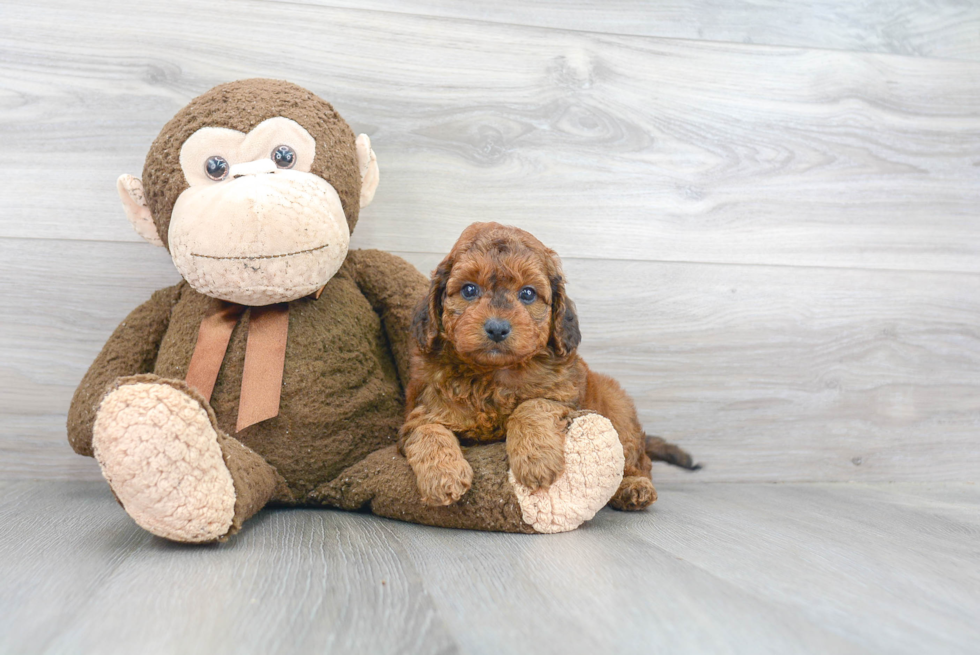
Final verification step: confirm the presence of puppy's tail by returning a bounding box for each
[645,435,701,471]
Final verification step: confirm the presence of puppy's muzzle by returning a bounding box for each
[484,318,511,343]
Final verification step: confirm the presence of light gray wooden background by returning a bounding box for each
[3,0,979,484]
[2,1,979,654]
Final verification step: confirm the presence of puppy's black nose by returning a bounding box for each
[484,318,511,343]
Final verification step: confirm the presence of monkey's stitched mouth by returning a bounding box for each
[190,243,330,261]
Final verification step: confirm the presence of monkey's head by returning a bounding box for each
[118,79,379,306]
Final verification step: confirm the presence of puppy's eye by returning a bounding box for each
[272,145,296,169]
[460,283,481,301]
[205,156,229,181]
[518,286,537,304]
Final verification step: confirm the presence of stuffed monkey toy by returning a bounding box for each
[67,79,625,543]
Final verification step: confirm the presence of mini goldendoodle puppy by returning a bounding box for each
[401,222,697,509]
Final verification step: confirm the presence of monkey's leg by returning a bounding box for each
[92,375,282,543]
[311,412,624,534]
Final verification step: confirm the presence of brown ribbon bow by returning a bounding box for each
[186,287,324,431]
[185,300,291,433]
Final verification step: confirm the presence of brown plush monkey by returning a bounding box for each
[67,79,626,542]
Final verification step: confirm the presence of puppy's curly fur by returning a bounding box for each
[400,222,696,508]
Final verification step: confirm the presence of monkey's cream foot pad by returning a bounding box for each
[510,413,625,533]
[92,381,236,543]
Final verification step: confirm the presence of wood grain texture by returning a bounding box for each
[569,257,980,484]
[0,482,458,655]
[272,0,980,62]
[4,239,978,483]
[400,482,980,654]
[2,0,980,272]
[0,481,154,655]
[614,482,980,654]
[2,480,977,654]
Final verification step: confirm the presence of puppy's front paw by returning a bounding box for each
[414,456,474,506]
[510,443,566,492]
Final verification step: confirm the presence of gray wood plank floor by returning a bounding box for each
[1,480,977,655]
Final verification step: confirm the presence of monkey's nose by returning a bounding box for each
[230,159,277,178]
[484,318,511,343]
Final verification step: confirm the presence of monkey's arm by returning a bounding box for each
[346,249,428,389]
[67,283,184,456]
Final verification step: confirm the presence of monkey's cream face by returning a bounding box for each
[168,117,351,306]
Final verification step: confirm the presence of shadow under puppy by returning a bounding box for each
[402,222,697,510]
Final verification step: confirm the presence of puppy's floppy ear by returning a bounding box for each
[414,224,486,353]
[412,256,452,353]
[548,254,581,357]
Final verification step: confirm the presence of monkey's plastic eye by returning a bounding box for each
[205,156,229,181]
[460,283,481,301]
[519,286,537,304]
[272,145,296,169]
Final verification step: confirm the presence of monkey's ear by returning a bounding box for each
[117,175,165,247]
[355,134,380,209]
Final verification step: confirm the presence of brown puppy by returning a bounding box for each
[401,222,696,509]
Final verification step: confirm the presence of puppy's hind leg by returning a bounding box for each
[610,434,700,510]
[609,475,658,511]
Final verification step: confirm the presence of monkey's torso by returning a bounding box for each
[153,258,404,502]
